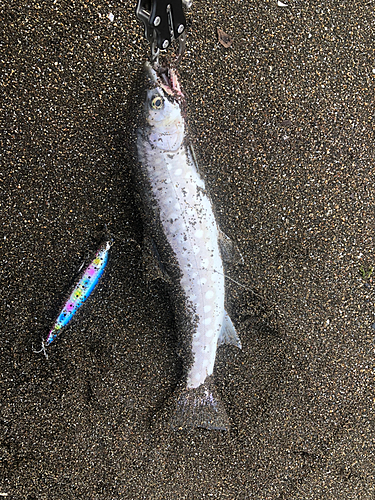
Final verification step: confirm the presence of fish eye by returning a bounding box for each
[150,95,164,110]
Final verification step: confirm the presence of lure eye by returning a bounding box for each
[151,95,164,110]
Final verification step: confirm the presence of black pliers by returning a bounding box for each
[136,0,191,64]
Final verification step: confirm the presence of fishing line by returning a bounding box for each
[212,269,264,299]
[160,257,264,300]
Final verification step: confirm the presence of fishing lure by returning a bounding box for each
[37,239,113,355]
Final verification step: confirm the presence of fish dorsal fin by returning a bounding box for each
[218,230,244,265]
[218,311,242,349]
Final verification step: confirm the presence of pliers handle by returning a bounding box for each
[136,0,190,63]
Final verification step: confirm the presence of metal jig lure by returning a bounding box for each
[35,239,113,358]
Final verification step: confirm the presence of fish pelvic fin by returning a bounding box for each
[167,377,230,431]
[218,311,242,349]
[218,229,244,265]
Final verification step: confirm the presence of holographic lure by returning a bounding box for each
[44,239,113,348]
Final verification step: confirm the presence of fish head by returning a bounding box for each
[141,61,185,152]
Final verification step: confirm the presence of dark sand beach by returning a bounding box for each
[1,0,375,498]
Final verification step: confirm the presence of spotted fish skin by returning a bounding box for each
[45,240,112,346]
[136,62,241,430]
[138,131,225,389]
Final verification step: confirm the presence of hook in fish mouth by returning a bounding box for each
[144,61,184,99]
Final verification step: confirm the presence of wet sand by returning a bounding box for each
[1,0,375,498]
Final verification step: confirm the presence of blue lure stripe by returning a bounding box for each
[45,240,112,346]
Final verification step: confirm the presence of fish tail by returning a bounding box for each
[163,377,230,431]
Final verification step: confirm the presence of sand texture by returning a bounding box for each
[1,0,375,498]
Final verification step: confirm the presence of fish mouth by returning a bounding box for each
[144,61,184,99]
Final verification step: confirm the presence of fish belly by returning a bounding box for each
[139,140,225,389]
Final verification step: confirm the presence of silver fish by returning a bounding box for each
[136,62,241,430]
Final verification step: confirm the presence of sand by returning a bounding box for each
[1,0,375,498]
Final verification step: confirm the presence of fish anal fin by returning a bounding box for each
[218,229,244,265]
[218,311,242,349]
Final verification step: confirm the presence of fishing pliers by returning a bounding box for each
[136,0,192,64]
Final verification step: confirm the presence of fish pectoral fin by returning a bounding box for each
[218,311,242,349]
[142,235,172,283]
[186,143,202,175]
[218,229,244,265]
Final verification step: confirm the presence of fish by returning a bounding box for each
[136,62,242,430]
[43,239,113,350]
